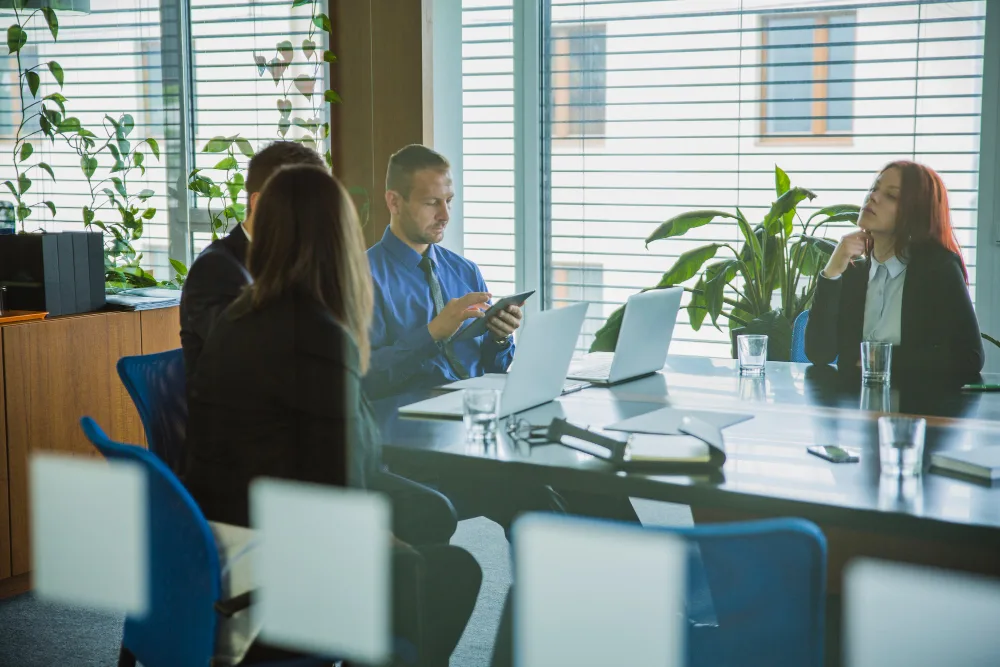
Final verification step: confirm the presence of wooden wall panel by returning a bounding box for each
[139,306,181,354]
[331,0,427,248]
[4,311,144,575]
[0,331,10,581]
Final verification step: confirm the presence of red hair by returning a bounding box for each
[881,160,968,283]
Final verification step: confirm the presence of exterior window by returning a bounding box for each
[552,23,606,139]
[762,13,856,138]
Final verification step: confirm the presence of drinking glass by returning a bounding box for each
[861,341,892,384]
[737,335,767,376]
[738,376,766,402]
[878,416,926,477]
[860,384,892,413]
[463,389,501,443]
[878,473,924,515]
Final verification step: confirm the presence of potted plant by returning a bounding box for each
[591,166,860,361]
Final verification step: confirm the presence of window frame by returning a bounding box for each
[758,11,856,146]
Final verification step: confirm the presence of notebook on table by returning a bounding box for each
[930,447,1000,482]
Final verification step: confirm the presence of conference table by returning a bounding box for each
[374,356,1000,589]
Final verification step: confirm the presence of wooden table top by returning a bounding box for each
[375,357,1000,548]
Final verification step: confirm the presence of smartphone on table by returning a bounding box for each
[807,445,861,463]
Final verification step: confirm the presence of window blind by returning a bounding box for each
[0,1,171,278]
[462,0,517,297]
[190,0,327,253]
[544,0,988,356]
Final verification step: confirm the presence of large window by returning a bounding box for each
[763,13,856,138]
[540,0,988,357]
[552,23,606,139]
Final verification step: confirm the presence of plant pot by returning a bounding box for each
[729,311,793,362]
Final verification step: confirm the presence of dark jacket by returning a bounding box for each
[805,241,984,380]
[184,288,377,526]
[179,225,252,378]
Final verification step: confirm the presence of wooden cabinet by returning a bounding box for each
[0,306,180,588]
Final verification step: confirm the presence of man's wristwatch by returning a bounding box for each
[492,333,513,347]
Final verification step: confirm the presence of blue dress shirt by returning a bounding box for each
[365,226,515,398]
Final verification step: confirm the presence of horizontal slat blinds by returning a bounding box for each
[462,0,517,297]
[0,1,171,279]
[544,0,987,356]
[190,0,327,253]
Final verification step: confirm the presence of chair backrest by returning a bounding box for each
[117,348,188,474]
[664,518,827,667]
[791,310,810,363]
[80,416,221,667]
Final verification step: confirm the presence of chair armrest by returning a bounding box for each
[215,590,253,618]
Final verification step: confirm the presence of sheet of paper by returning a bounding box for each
[607,407,752,435]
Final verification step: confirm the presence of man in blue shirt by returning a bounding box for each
[367,145,640,535]
[366,145,522,398]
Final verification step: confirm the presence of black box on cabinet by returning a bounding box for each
[0,232,106,316]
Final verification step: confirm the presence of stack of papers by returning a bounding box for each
[105,287,181,311]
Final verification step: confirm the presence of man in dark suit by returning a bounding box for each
[180,142,326,378]
[180,142,460,547]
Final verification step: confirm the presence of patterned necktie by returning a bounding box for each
[419,255,470,380]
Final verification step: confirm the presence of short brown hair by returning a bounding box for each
[247,165,374,371]
[385,144,450,199]
[246,141,325,195]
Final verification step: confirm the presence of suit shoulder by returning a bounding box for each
[435,244,482,276]
[290,293,361,371]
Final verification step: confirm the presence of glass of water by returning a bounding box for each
[861,341,892,384]
[463,389,501,443]
[878,416,926,477]
[737,335,767,376]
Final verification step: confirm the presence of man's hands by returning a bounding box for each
[487,304,523,341]
[428,292,490,342]
[822,230,871,279]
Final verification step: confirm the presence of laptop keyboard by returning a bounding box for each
[569,356,613,379]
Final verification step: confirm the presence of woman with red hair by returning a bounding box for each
[805,161,984,378]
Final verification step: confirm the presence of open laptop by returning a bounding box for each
[567,287,683,385]
[398,302,589,419]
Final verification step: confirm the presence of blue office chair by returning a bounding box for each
[791,310,810,363]
[666,518,827,667]
[117,348,188,474]
[80,416,332,667]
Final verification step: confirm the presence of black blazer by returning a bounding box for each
[179,225,252,378]
[184,289,376,526]
[805,241,984,381]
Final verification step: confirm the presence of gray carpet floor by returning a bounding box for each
[0,500,691,667]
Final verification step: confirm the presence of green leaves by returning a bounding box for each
[654,244,721,288]
[313,13,332,33]
[324,89,342,104]
[292,0,312,6]
[203,135,236,153]
[214,155,238,170]
[170,258,189,277]
[7,25,26,54]
[234,137,254,158]
[775,165,791,197]
[43,201,56,216]
[111,176,128,198]
[83,206,95,225]
[254,54,267,76]
[735,311,794,362]
[645,210,737,247]
[3,181,16,198]
[41,8,59,41]
[806,204,861,228]
[19,143,33,162]
[37,163,55,181]
[18,173,31,195]
[138,189,155,201]
[57,116,81,133]
[146,137,160,159]
[763,186,816,236]
[48,61,64,88]
[227,172,245,202]
[81,155,99,180]
[141,207,156,219]
[323,50,338,63]
[790,235,837,277]
[294,75,315,99]
[44,92,67,115]
[589,304,626,353]
[121,114,135,137]
[26,71,40,97]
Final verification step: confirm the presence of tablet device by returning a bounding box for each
[452,290,535,341]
